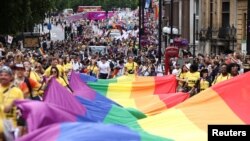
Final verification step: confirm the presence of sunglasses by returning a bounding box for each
[51,70,57,73]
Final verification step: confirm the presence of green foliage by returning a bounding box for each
[0,0,54,35]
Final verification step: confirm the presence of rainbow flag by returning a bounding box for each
[129,72,250,141]
[16,122,171,141]
[86,75,189,115]
[16,72,250,141]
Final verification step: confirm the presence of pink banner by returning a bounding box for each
[87,11,115,20]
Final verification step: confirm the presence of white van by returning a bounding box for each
[88,46,107,56]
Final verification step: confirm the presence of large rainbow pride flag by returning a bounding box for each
[16,72,250,141]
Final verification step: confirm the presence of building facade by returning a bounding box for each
[199,0,248,55]
[163,0,248,55]
[163,0,200,53]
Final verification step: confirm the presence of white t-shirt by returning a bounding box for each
[98,61,110,74]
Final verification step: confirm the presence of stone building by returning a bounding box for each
[163,0,248,55]
[199,0,248,55]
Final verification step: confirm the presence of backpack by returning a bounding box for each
[109,61,115,71]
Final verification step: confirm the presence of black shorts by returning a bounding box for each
[99,73,108,79]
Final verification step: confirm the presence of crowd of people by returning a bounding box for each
[0,8,250,140]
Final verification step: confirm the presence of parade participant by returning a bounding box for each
[0,66,24,138]
[183,64,200,95]
[198,69,211,92]
[87,60,98,77]
[112,60,125,78]
[97,57,110,79]
[124,56,138,76]
[212,63,231,85]
[228,63,240,77]
[44,57,65,78]
[23,61,42,83]
[49,66,68,88]
[13,64,42,100]
[176,64,189,92]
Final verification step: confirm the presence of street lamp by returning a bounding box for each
[163,26,178,46]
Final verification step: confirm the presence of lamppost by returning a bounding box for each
[158,0,162,62]
[169,0,173,44]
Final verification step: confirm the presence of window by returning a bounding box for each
[222,1,230,28]
[243,13,247,40]
[195,0,200,15]
[210,0,213,27]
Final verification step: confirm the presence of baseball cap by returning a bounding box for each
[0,66,13,75]
[14,64,25,70]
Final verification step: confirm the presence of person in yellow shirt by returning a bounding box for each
[198,69,211,92]
[87,61,98,77]
[212,63,231,85]
[64,57,73,74]
[124,56,138,76]
[177,64,189,91]
[13,64,42,100]
[184,64,200,95]
[50,67,67,87]
[0,66,24,137]
[44,57,65,78]
[24,61,42,83]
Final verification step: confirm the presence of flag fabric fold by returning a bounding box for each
[15,100,91,133]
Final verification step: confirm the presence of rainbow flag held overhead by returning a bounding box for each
[16,122,171,141]
[86,75,189,115]
[130,72,250,141]
[15,72,250,141]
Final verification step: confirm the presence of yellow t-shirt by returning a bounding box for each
[0,85,24,128]
[212,74,231,85]
[125,62,138,72]
[56,77,67,87]
[200,79,210,91]
[30,71,42,83]
[64,63,73,72]
[185,71,200,87]
[44,65,65,77]
[178,72,187,86]
[87,65,98,75]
